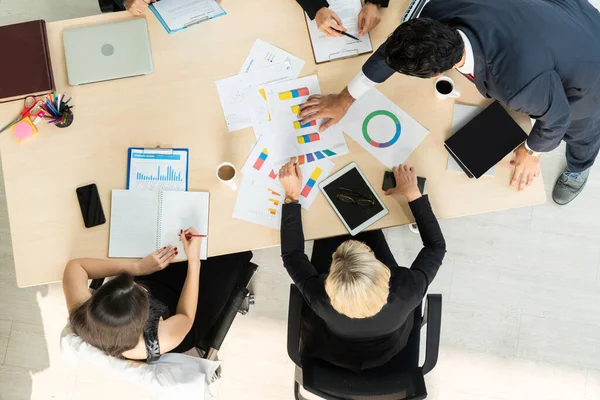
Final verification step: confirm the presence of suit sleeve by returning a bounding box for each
[506,70,572,153]
[280,204,321,302]
[297,0,330,20]
[362,37,397,83]
[406,196,446,297]
[347,37,397,99]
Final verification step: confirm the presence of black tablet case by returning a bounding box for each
[445,102,528,179]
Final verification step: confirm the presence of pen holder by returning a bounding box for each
[54,106,74,128]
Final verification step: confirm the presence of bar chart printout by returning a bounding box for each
[128,148,189,191]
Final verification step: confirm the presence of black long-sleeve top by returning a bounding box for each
[297,0,390,20]
[281,195,445,369]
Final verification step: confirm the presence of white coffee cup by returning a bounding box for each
[434,76,461,100]
[216,162,237,191]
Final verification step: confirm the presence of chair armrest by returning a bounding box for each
[422,294,442,375]
[207,287,247,352]
[287,284,304,367]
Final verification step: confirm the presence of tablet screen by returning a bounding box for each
[322,166,385,230]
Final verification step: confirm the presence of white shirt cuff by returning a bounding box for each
[347,71,377,100]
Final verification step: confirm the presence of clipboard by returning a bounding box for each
[126,147,190,191]
[149,1,227,35]
[303,0,373,64]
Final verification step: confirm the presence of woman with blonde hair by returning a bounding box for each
[279,161,446,370]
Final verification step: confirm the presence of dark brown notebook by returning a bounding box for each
[0,20,55,103]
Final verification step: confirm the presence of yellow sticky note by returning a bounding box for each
[11,117,38,143]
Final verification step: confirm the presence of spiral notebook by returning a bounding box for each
[109,190,209,260]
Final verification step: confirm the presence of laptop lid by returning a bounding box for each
[444,102,528,179]
[63,19,153,86]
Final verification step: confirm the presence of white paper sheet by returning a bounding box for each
[241,134,279,182]
[297,159,335,210]
[232,178,284,230]
[159,191,209,260]
[152,0,225,31]
[263,75,349,162]
[447,104,496,176]
[240,39,305,78]
[109,190,159,258]
[339,88,429,169]
[216,62,294,132]
[305,0,373,63]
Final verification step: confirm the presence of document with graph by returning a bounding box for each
[304,0,372,63]
[262,75,348,164]
[127,148,189,191]
[109,190,209,260]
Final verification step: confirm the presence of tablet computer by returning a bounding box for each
[319,162,388,236]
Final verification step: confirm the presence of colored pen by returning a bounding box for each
[185,234,207,238]
[333,29,360,41]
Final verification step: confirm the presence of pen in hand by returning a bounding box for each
[333,29,360,41]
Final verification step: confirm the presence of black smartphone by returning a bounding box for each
[76,184,106,228]
[382,171,427,194]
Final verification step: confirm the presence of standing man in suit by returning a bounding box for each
[298,0,600,205]
[297,0,389,38]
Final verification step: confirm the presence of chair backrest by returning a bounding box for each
[288,284,428,400]
[60,326,219,399]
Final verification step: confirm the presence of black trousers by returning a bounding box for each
[565,113,600,172]
[310,229,398,275]
[135,251,253,353]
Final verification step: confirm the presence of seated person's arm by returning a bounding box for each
[385,165,446,297]
[123,0,156,16]
[358,0,389,36]
[279,161,321,295]
[156,228,203,354]
[297,0,348,37]
[62,246,177,313]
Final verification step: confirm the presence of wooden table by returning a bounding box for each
[0,0,546,287]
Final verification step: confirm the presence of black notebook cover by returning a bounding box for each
[444,102,528,179]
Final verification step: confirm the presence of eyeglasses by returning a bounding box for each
[336,187,375,206]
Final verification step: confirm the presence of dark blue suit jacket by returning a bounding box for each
[362,0,600,152]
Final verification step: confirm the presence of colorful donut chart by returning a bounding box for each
[362,110,401,148]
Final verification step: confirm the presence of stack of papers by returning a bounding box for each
[217,40,343,230]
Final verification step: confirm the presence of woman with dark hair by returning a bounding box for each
[63,227,252,361]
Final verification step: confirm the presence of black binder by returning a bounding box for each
[444,102,528,179]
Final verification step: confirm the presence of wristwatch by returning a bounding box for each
[284,197,299,204]
[523,142,540,157]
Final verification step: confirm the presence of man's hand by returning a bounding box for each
[384,165,422,202]
[125,0,156,15]
[510,144,541,191]
[358,3,381,36]
[278,160,303,201]
[297,88,355,132]
[136,246,177,275]
[315,7,346,37]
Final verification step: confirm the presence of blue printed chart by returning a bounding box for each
[128,149,189,191]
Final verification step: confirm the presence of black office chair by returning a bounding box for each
[98,0,124,13]
[287,284,442,400]
[89,260,257,362]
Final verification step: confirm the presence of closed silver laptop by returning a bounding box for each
[63,19,153,86]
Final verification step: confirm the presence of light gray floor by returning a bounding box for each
[3,1,600,399]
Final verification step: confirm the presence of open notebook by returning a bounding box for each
[109,190,209,260]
